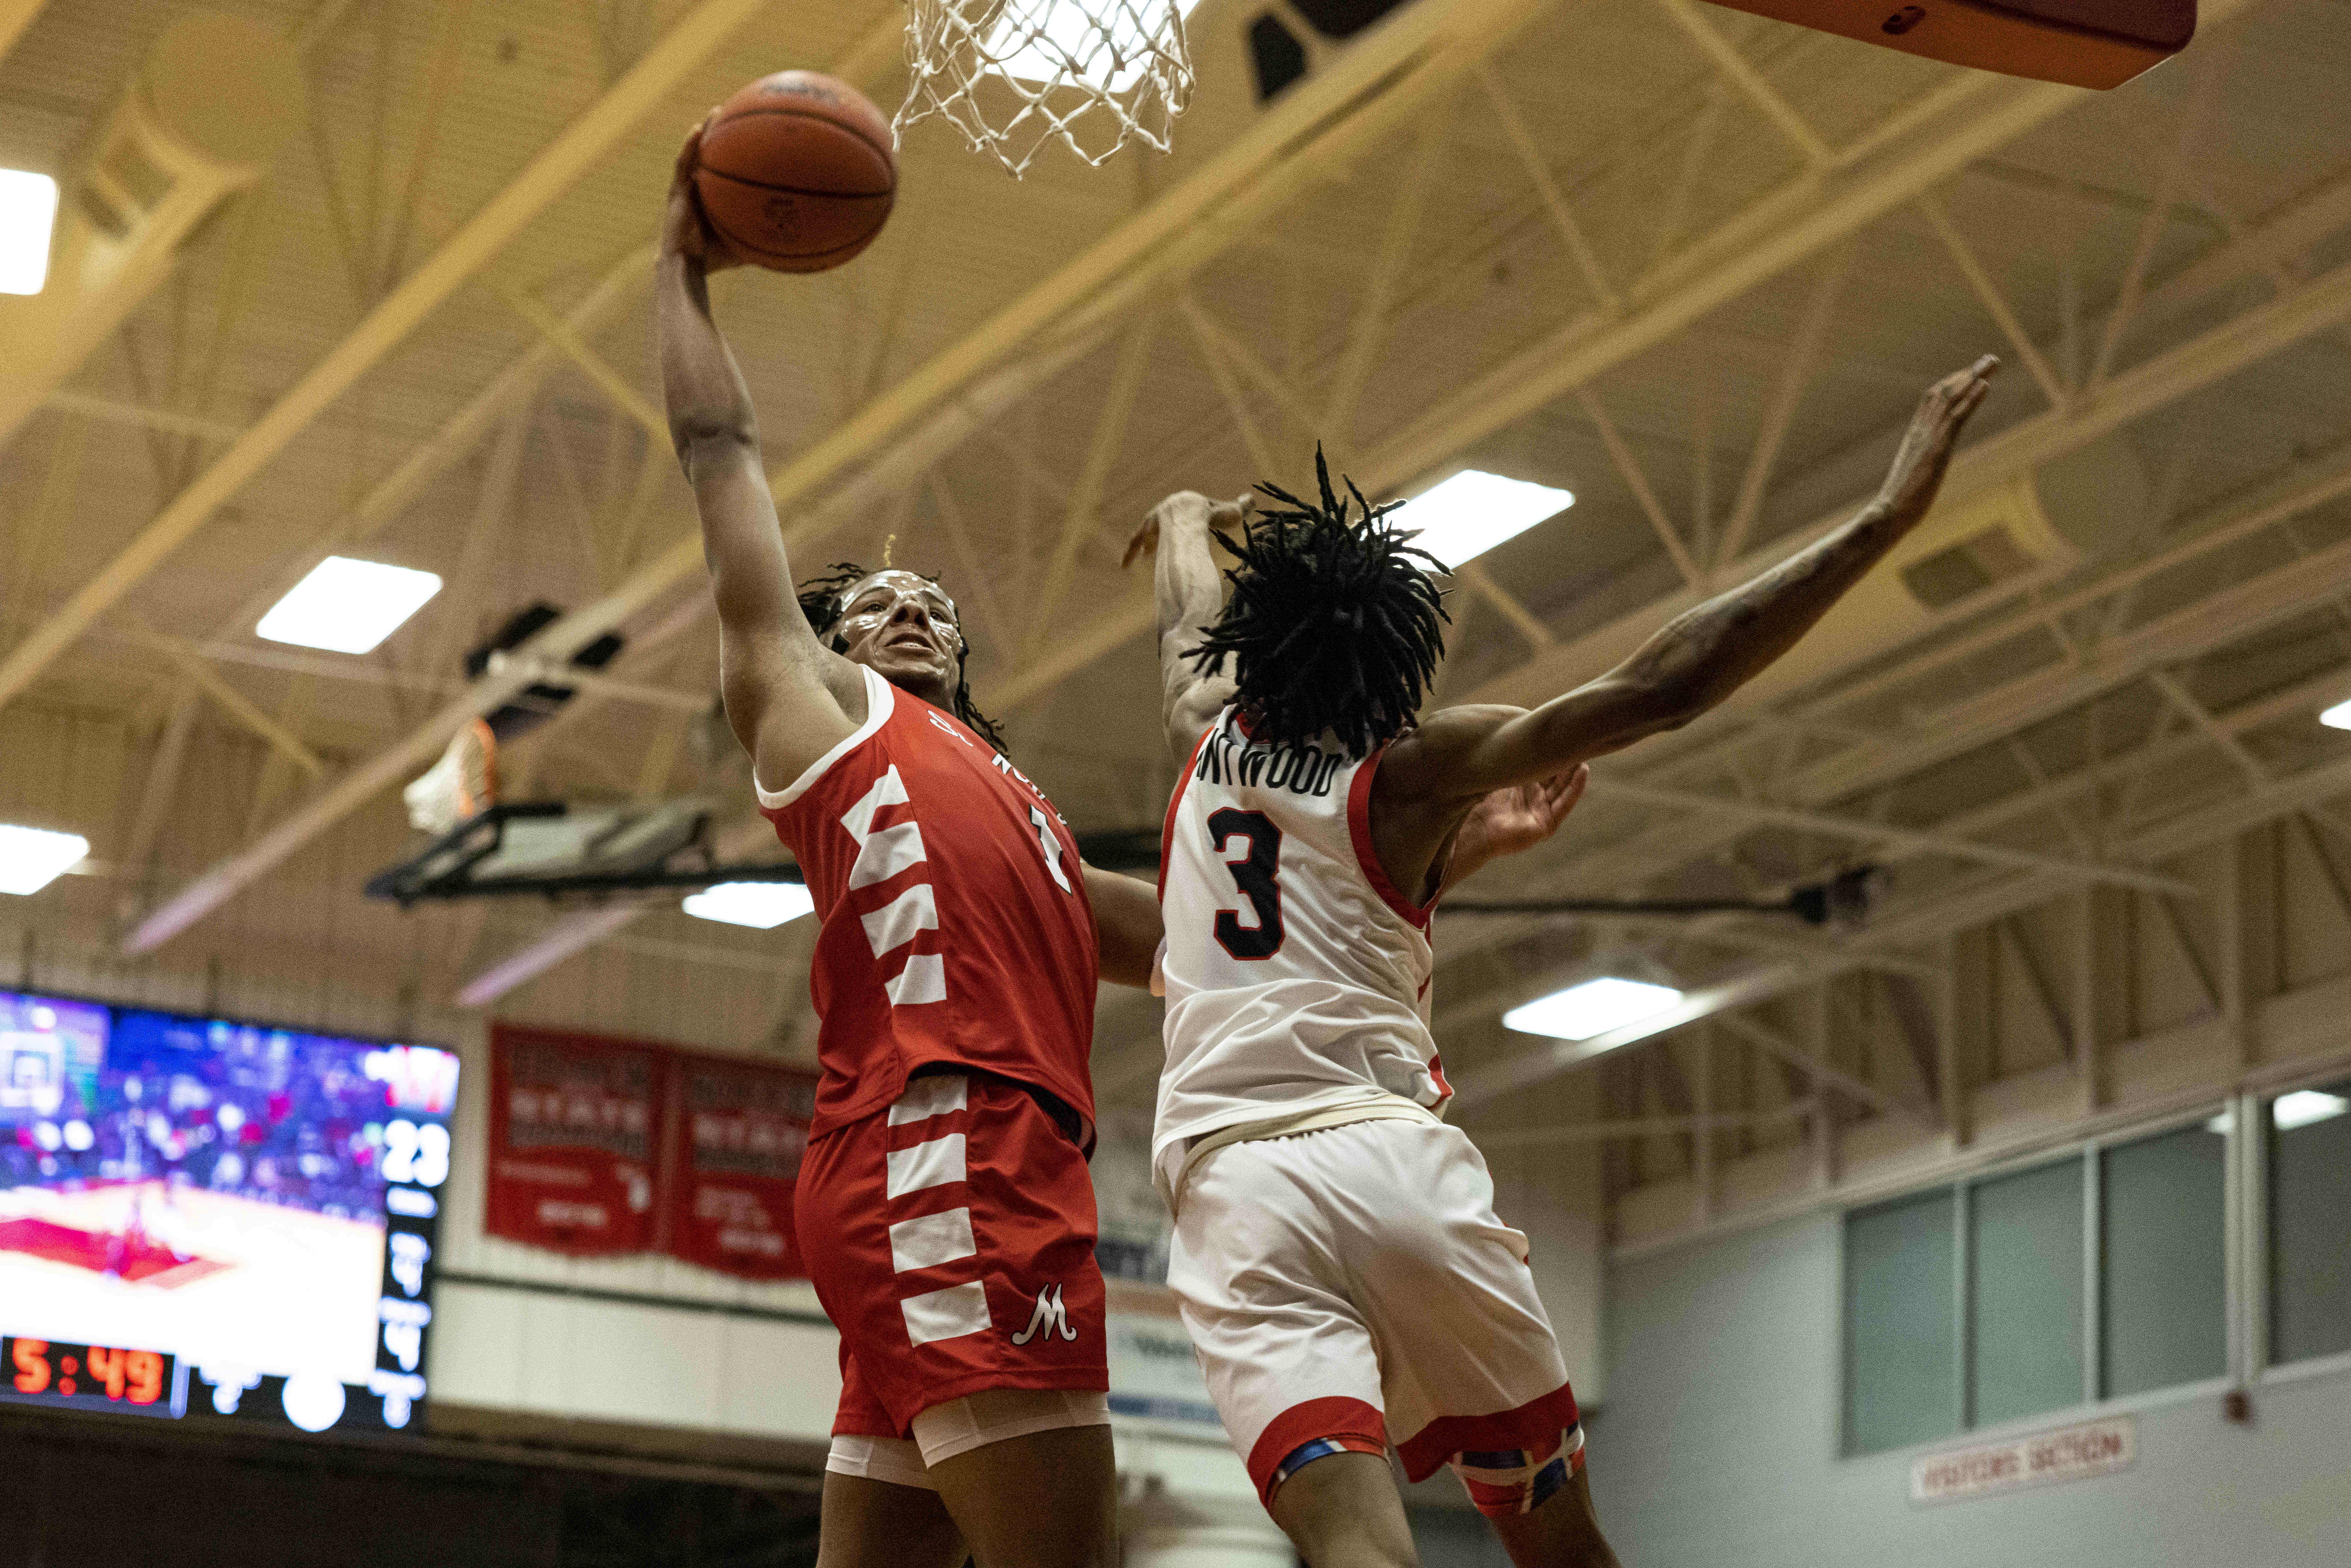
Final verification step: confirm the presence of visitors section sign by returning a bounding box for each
[1910,1415,2135,1504]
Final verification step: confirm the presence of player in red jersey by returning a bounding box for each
[655,128,1155,1568]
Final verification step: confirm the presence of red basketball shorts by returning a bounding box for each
[797,1071,1109,1439]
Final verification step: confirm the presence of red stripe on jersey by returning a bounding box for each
[1346,746,1434,931]
[1161,719,1219,904]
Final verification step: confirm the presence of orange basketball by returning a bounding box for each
[694,71,896,274]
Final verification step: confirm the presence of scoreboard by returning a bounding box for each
[0,989,458,1436]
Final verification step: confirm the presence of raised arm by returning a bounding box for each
[1124,490,1252,762]
[656,126,857,787]
[1389,356,2000,806]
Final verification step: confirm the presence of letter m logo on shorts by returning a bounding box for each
[1012,1283,1078,1345]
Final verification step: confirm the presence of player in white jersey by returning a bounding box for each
[1130,355,2000,1567]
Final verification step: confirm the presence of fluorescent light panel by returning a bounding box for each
[2273,1089,2348,1131]
[1503,977,1682,1041]
[0,824,90,895]
[257,556,443,654]
[0,169,58,296]
[2321,699,2351,731]
[1397,470,1573,571]
[683,880,814,930]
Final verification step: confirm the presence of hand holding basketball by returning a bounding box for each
[689,71,896,274]
[662,124,744,275]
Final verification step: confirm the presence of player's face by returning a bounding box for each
[834,571,964,701]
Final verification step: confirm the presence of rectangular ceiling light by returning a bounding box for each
[2273,1089,2349,1131]
[0,824,90,895]
[2320,699,2351,731]
[1503,976,1683,1041]
[257,556,443,654]
[0,169,59,296]
[1396,470,1574,571]
[683,880,815,930]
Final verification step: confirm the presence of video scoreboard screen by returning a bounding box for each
[0,989,458,1436]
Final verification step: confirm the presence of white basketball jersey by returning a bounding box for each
[1152,707,1451,1205]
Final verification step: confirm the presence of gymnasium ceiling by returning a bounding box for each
[6,0,2351,1151]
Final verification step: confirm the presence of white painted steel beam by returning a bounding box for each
[0,0,779,714]
[1452,707,2351,1109]
[0,1,43,60]
[123,0,1577,956]
[978,66,2130,712]
[1583,778,2196,896]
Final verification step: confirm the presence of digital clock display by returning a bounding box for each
[0,988,458,1437]
[3,1336,185,1417]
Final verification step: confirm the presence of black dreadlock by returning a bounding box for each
[795,562,1009,752]
[1186,448,1450,758]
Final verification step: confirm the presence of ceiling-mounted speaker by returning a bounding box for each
[1704,1,2197,90]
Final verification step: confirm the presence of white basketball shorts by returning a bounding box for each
[1166,1117,1586,1516]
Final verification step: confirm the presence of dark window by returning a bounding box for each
[2269,1079,2351,1365]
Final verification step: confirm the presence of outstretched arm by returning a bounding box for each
[1082,863,1162,988]
[656,125,856,787]
[1389,357,2000,806]
[1125,490,1252,763]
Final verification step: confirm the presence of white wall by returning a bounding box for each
[1589,1212,2351,1568]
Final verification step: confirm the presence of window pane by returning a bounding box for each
[1845,1190,1957,1454]
[2270,1077,2351,1366]
[1970,1158,2085,1426]
[2102,1124,2226,1398]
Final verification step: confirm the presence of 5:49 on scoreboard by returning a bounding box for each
[4,1337,188,1418]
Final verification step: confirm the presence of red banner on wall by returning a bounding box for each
[487,1024,667,1256]
[662,1052,818,1281]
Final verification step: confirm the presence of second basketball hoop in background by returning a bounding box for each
[694,71,896,273]
[897,0,1196,178]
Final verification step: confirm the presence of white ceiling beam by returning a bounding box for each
[1476,1100,1816,1148]
[1453,700,2351,1108]
[1646,0,1832,169]
[1584,777,2197,896]
[1556,425,2351,903]
[977,61,2137,713]
[121,0,1573,956]
[454,905,646,1009]
[0,0,782,717]
[1711,1011,1924,1123]
[0,1,42,60]
[42,391,243,443]
[130,626,325,777]
[501,283,669,443]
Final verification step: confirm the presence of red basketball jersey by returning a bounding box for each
[758,665,1099,1140]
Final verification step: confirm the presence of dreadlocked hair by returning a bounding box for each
[794,561,1009,753]
[1187,447,1450,758]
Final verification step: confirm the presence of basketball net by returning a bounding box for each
[895,0,1195,178]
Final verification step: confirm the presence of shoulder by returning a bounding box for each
[1379,704,1527,800]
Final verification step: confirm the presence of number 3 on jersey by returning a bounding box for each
[1208,807,1284,959]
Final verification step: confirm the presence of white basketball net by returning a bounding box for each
[895,0,1196,178]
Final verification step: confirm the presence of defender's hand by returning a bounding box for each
[1876,355,1999,522]
[1123,491,1254,568]
[1456,764,1588,864]
[662,121,744,274]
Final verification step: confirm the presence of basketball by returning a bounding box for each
[693,70,896,274]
